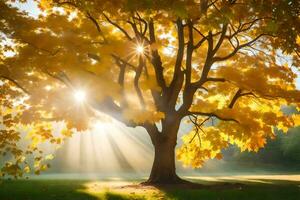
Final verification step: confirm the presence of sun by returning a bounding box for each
[135,44,145,54]
[73,90,86,103]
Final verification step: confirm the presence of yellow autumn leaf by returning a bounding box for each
[45,154,54,160]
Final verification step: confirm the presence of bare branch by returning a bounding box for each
[213,34,265,62]
[103,13,132,40]
[193,26,207,49]
[188,111,239,123]
[188,115,207,145]
[134,12,148,36]
[111,54,137,70]
[25,41,61,56]
[205,77,226,82]
[86,11,107,42]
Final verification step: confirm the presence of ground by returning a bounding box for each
[1,175,300,200]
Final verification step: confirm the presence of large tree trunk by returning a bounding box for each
[142,115,188,185]
[145,137,184,184]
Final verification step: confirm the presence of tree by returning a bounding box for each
[0,0,300,184]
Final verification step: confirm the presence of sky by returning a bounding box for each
[11,0,42,18]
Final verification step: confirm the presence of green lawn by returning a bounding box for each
[0,175,300,200]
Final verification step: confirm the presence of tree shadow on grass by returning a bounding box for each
[0,179,98,200]
[1,178,300,200]
[0,179,147,200]
[154,178,300,200]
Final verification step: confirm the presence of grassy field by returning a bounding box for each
[0,175,300,200]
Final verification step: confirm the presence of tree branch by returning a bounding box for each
[103,13,132,40]
[191,31,214,88]
[166,19,185,109]
[185,19,194,85]
[213,34,265,62]
[212,23,228,54]
[86,11,107,42]
[148,19,167,92]
[187,111,239,123]
[228,89,255,108]
[134,56,146,108]
[205,77,226,82]
[0,76,30,95]
[228,88,242,108]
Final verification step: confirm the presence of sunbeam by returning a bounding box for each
[50,116,154,177]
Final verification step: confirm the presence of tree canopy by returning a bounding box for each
[0,0,300,179]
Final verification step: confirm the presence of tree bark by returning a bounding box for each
[144,137,184,184]
[142,115,188,185]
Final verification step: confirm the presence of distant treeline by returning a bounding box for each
[214,106,300,171]
[223,127,300,167]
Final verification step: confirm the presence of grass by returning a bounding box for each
[0,175,300,200]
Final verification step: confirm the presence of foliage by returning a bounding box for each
[0,80,69,177]
[223,126,300,166]
[0,0,300,177]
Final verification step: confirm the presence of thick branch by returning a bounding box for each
[134,57,146,108]
[116,61,126,87]
[228,88,242,108]
[177,21,196,114]
[149,19,167,92]
[191,31,214,89]
[212,23,228,54]
[173,19,184,81]
[185,20,194,85]
[228,89,255,108]
[167,19,185,109]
